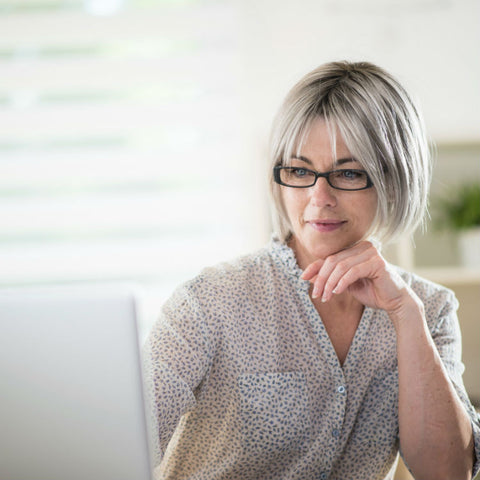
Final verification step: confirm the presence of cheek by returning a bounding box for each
[281,190,304,221]
[362,193,378,227]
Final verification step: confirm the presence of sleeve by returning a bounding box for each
[141,282,215,469]
[430,290,480,477]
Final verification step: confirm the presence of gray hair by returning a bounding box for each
[268,60,432,245]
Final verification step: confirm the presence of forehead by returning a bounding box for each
[300,117,351,155]
[287,117,360,168]
[291,156,360,169]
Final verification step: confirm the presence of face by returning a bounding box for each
[281,117,377,270]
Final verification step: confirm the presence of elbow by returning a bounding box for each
[431,470,472,480]
[442,457,475,480]
[410,457,473,480]
[406,445,475,480]
[404,429,476,480]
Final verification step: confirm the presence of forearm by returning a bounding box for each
[302,242,477,477]
[391,298,475,480]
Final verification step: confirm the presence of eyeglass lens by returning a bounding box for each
[278,167,369,190]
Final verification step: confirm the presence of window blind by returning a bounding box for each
[0,2,253,273]
[0,0,265,331]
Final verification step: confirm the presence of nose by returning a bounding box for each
[309,176,337,207]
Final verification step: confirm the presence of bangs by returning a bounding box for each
[281,112,341,169]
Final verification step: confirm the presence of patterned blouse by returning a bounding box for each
[143,236,480,480]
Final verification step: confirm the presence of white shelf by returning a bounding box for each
[414,267,480,286]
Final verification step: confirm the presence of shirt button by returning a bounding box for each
[332,428,340,437]
[337,385,346,394]
[320,473,327,480]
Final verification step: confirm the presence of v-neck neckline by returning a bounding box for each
[306,294,372,373]
[269,235,372,373]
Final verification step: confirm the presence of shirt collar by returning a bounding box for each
[269,234,305,279]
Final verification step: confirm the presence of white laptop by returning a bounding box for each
[0,284,153,480]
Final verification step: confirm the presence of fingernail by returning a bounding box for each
[332,288,338,294]
[312,288,319,298]
[321,294,327,303]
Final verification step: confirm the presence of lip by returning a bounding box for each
[307,219,347,233]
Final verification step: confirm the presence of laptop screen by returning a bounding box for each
[0,284,152,480]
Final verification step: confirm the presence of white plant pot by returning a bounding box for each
[458,227,480,268]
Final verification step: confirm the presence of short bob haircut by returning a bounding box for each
[269,60,432,245]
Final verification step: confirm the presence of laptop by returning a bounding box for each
[0,284,153,480]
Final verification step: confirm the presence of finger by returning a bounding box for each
[326,261,372,300]
[311,255,339,299]
[306,241,378,299]
[317,258,357,302]
[325,252,389,304]
[316,246,377,301]
[301,259,324,281]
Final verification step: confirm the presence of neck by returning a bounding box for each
[287,235,315,271]
[311,288,364,317]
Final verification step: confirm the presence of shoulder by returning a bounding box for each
[196,245,278,288]
[393,265,457,304]
[199,245,276,284]
[168,243,286,309]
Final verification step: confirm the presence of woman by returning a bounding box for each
[144,61,480,480]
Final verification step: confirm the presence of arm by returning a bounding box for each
[142,284,214,466]
[392,294,474,480]
[302,241,477,480]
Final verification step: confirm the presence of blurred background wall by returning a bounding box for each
[0,0,478,397]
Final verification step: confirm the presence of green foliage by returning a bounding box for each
[435,183,480,231]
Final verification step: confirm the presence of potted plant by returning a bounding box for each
[434,183,480,268]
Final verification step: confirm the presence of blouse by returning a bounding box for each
[142,236,480,480]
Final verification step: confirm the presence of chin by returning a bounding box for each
[311,245,341,260]
[304,235,355,260]
[293,240,335,269]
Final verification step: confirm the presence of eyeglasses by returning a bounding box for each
[273,166,374,191]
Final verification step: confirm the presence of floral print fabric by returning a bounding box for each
[143,236,480,480]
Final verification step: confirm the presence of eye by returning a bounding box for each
[291,167,309,178]
[340,169,363,180]
[329,169,369,190]
[343,170,357,178]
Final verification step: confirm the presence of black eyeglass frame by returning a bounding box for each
[273,165,374,191]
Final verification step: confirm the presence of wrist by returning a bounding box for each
[387,291,426,333]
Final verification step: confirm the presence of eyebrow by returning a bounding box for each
[291,155,359,168]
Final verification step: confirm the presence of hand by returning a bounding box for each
[301,241,419,318]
